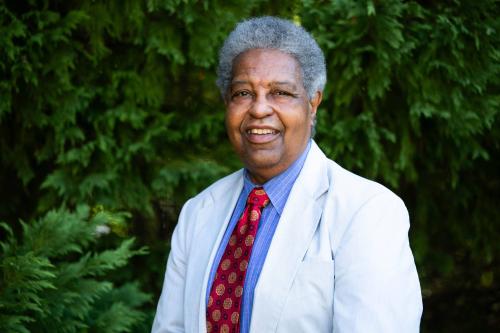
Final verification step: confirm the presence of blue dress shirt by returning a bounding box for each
[206,141,312,333]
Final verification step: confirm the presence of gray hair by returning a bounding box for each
[216,16,326,99]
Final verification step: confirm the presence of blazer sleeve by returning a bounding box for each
[332,192,423,332]
[151,199,194,333]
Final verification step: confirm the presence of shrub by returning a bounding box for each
[0,206,150,333]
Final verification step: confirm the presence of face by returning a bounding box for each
[225,48,322,184]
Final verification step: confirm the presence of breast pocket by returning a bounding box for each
[278,259,335,332]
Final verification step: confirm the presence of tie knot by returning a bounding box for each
[247,187,270,208]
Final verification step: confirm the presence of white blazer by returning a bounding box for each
[152,141,423,332]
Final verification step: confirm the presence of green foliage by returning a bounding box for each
[304,1,500,330]
[0,0,252,221]
[0,206,150,333]
[0,0,499,331]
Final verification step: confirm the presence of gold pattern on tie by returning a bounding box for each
[206,187,270,333]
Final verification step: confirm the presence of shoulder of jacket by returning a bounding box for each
[322,159,409,257]
[325,159,403,208]
[185,168,244,209]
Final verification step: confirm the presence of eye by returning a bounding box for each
[231,90,252,99]
[272,90,295,97]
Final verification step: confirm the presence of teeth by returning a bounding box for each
[248,128,276,135]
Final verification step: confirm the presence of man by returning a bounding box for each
[152,16,422,333]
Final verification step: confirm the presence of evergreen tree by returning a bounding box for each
[0,206,150,333]
[0,0,498,331]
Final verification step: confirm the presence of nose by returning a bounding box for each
[248,92,273,118]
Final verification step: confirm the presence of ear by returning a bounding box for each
[309,90,323,120]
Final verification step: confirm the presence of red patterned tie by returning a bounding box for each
[206,187,270,333]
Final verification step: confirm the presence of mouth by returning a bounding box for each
[244,127,280,144]
[246,128,278,135]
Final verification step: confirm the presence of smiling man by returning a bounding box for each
[226,48,321,184]
[152,17,422,333]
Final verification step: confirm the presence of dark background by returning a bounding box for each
[1,0,499,332]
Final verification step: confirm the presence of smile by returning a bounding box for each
[246,128,278,135]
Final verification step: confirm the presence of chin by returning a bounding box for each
[243,148,279,165]
[243,155,283,180]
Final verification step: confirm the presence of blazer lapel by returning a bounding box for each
[184,171,244,333]
[250,141,330,332]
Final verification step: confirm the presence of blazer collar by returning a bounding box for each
[191,171,244,333]
[249,140,330,332]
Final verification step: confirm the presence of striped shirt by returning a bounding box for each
[206,140,312,332]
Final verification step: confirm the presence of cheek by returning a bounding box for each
[225,110,239,130]
[284,110,312,136]
[225,111,244,143]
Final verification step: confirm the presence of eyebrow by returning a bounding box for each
[230,80,298,89]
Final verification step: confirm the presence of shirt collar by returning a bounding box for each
[243,140,311,215]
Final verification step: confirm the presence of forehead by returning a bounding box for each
[231,49,303,87]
